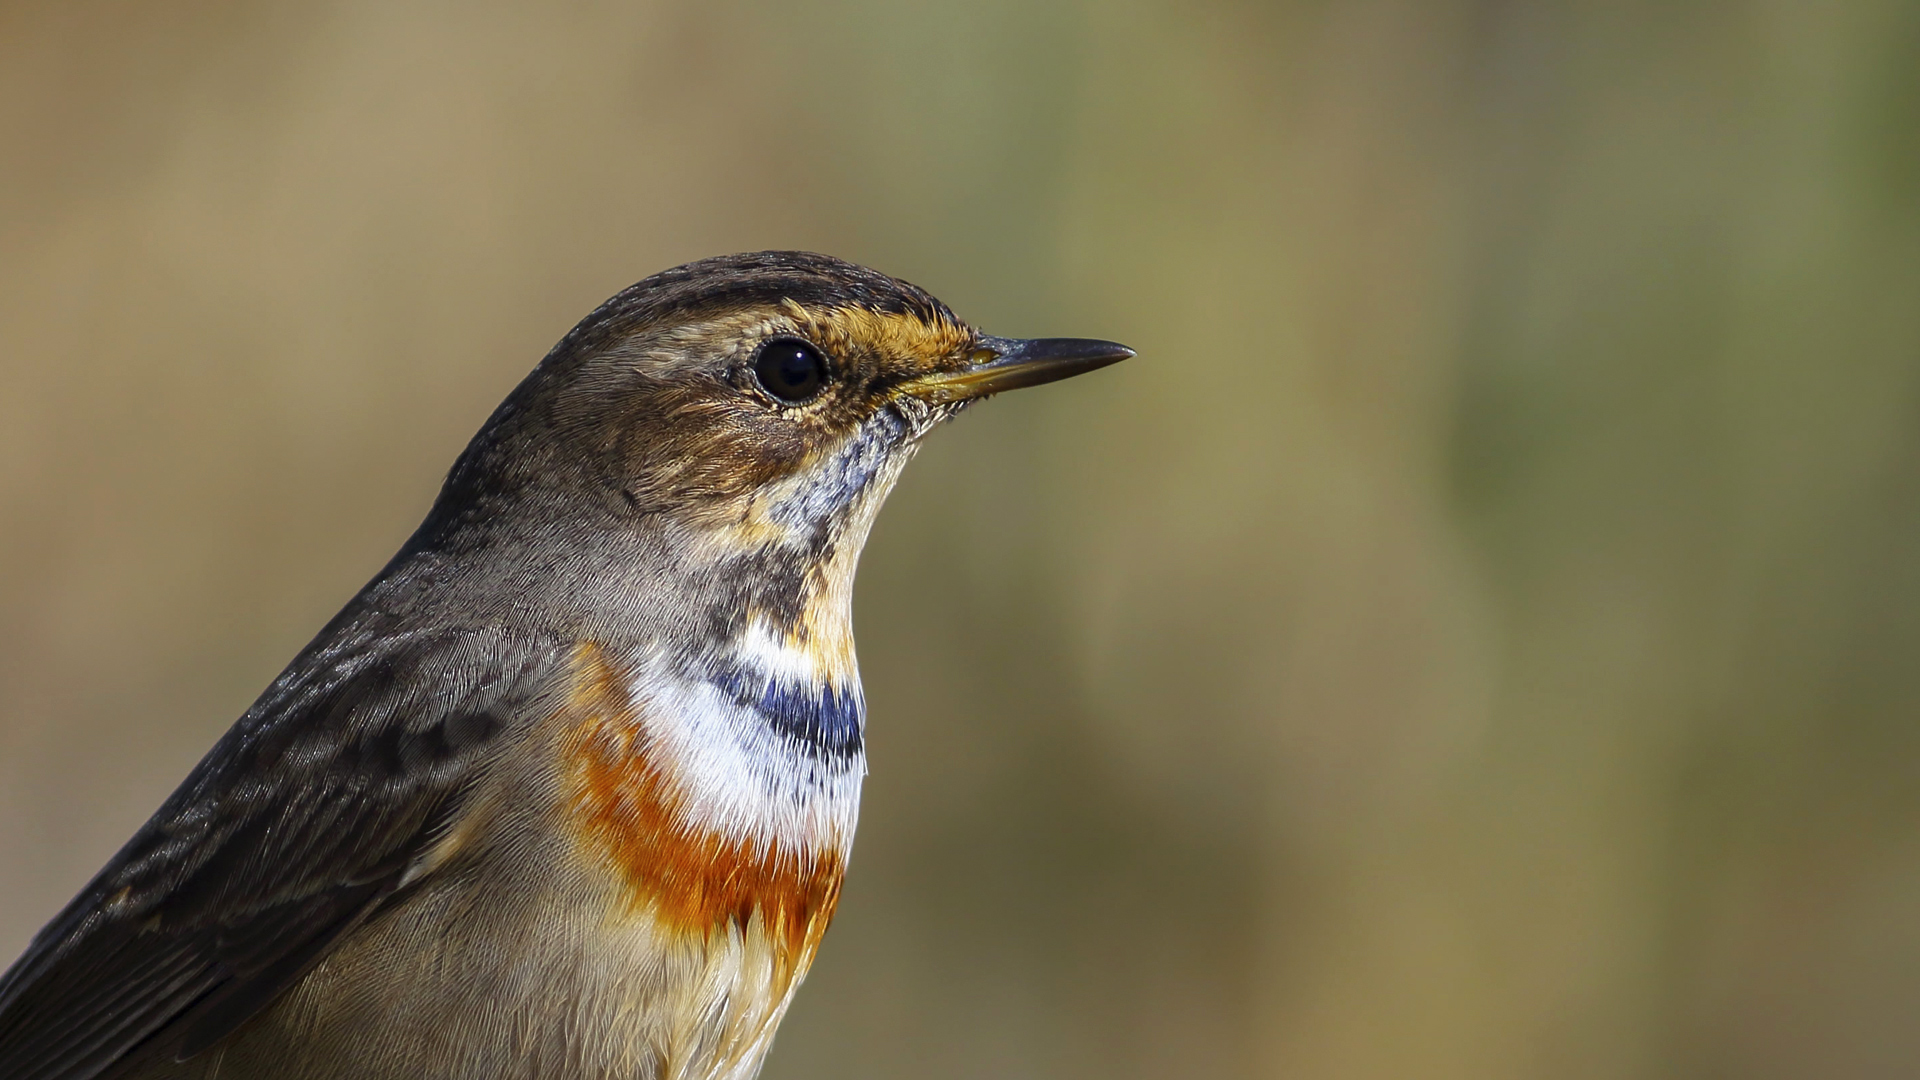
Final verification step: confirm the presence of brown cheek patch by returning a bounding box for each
[619,380,802,506]
[558,642,844,971]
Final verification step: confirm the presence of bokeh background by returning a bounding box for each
[4,1,1919,1077]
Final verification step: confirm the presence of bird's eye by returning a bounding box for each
[753,338,829,403]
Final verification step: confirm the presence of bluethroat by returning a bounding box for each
[0,252,1130,1080]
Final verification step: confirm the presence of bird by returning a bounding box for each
[0,251,1131,1080]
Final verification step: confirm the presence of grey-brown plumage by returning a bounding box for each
[0,252,1129,1080]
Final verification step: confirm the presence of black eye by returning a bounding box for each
[753,338,829,403]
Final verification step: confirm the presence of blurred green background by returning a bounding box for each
[4,1,1920,1077]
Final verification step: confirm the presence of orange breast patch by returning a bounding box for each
[558,643,845,970]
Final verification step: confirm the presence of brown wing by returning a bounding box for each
[0,625,566,1080]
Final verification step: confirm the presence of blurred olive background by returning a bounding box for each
[4,1,1920,1078]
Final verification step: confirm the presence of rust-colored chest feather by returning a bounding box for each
[557,644,847,972]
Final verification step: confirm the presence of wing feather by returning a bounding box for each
[0,624,566,1080]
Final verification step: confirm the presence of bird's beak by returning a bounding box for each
[900,336,1134,404]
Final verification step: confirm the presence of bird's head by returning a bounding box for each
[426,251,1127,581]
[405,252,1126,758]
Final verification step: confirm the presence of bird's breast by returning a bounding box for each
[556,640,859,971]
